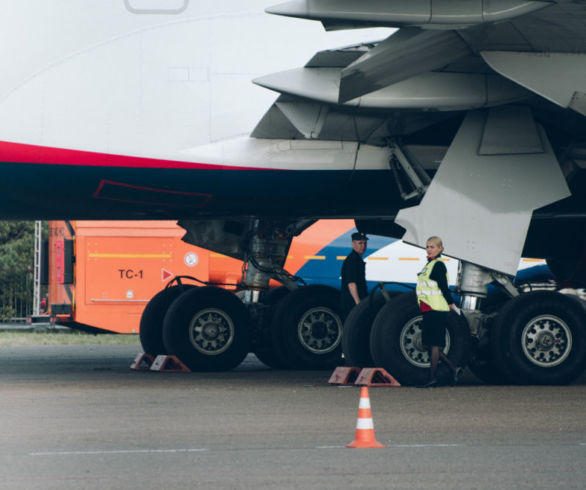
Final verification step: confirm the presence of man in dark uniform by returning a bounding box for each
[340,232,369,317]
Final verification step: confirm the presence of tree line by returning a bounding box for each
[0,221,37,320]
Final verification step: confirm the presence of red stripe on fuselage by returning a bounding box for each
[0,140,276,171]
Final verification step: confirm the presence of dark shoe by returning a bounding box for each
[418,378,438,388]
[451,367,464,386]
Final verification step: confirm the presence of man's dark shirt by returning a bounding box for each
[340,250,368,314]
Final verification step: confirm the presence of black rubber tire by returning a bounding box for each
[490,291,586,385]
[271,285,344,370]
[162,287,250,371]
[369,292,471,386]
[342,292,387,367]
[467,340,509,385]
[252,287,291,369]
[139,285,195,356]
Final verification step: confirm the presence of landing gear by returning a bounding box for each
[452,264,586,385]
[361,262,585,385]
[491,291,586,385]
[467,335,507,385]
[342,292,386,367]
[271,285,343,369]
[369,292,471,386]
[139,284,195,356]
[162,287,250,371]
[144,218,347,371]
[252,286,290,369]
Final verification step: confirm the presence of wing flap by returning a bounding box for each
[482,51,586,116]
[266,0,551,28]
[339,29,471,102]
[396,108,570,276]
[254,67,528,110]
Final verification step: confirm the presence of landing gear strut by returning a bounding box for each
[139,218,344,371]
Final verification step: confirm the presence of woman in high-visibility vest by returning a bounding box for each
[416,236,463,388]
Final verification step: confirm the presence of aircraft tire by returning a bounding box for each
[252,287,291,369]
[369,292,471,386]
[271,285,343,370]
[139,285,195,356]
[162,286,250,371]
[466,302,515,384]
[490,291,586,385]
[341,292,387,367]
[467,343,509,385]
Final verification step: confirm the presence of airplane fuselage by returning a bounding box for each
[0,139,399,220]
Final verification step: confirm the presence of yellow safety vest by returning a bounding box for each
[416,257,450,312]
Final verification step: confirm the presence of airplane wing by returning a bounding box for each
[267,1,586,107]
[258,1,586,138]
[254,0,585,277]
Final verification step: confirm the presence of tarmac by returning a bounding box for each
[0,341,585,489]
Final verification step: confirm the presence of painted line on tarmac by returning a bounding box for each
[30,448,208,456]
[392,444,464,448]
[316,444,465,449]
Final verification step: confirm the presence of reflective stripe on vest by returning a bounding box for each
[416,258,449,312]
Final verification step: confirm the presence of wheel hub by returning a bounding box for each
[297,307,342,355]
[521,315,572,368]
[189,308,235,356]
[311,322,327,339]
[202,323,219,339]
[536,331,555,349]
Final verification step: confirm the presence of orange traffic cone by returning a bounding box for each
[345,386,386,449]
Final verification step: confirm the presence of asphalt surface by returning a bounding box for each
[1,344,585,489]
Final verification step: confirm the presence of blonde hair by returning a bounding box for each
[426,236,444,251]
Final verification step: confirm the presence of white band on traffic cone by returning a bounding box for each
[359,397,371,409]
[356,418,374,430]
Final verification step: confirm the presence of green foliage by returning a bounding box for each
[0,221,34,277]
[0,221,35,319]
